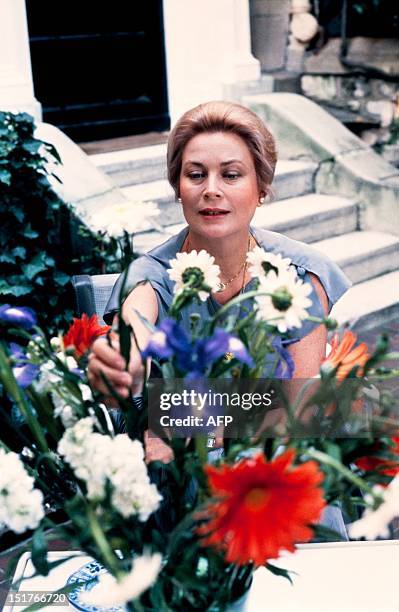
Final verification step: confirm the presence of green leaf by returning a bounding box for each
[13,246,26,259]
[0,167,11,185]
[0,141,13,157]
[11,206,24,223]
[321,441,342,463]
[23,252,53,280]
[31,526,49,576]
[23,226,39,239]
[0,279,32,296]
[312,523,347,542]
[22,140,42,155]
[265,562,295,585]
[0,252,15,264]
[53,271,70,286]
[43,141,62,164]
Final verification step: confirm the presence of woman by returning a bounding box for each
[88,100,350,467]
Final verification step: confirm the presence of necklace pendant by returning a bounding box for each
[216,281,226,292]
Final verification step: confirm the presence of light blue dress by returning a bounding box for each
[104,226,352,539]
[104,225,351,338]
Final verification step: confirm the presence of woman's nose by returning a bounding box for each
[203,174,222,199]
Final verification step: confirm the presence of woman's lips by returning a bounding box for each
[199,209,230,217]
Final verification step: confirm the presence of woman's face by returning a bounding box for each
[179,131,263,241]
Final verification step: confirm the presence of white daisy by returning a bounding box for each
[167,249,221,301]
[81,552,162,606]
[247,246,291,281]
[87,200,160,239]
[255,268,312,333]
[348,476,399,540]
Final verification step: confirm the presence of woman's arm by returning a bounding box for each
[288,273,329,378]
[88,282,158,397]
[88,283,173,464]
[282,273,329,424]
[257,274,329,436]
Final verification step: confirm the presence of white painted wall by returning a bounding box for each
[162,0,260,125]
[0,0,41,119]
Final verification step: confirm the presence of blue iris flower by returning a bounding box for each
[142,318,192,370]
[0,304,37,330]
[143,319,253,376]
[9,343,40,388]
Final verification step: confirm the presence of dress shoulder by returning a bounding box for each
[103,231,188,325]
[251,226,352,311]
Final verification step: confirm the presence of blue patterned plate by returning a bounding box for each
[66,560,126,612]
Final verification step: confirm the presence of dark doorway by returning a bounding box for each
[26,1,170,142]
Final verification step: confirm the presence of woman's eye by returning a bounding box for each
[188,172,205,180]
[224,172,240,180]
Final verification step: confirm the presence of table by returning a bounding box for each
[4,541,399,611]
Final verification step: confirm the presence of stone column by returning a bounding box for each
[0,0,41,120]
[250,0,291,72]
[163,0,260,124]
[231,0,261,82]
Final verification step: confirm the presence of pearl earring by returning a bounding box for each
[177,197,182,203]
[258,196,265,206]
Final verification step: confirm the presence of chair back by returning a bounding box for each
[71,274,119,325]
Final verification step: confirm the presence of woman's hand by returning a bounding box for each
[88,335,145,399]
[88,282,159,400]
[144,430,174,464]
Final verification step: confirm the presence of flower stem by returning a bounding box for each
[305,448,383,499]
[86,505,121,578]
[0,343,49,453]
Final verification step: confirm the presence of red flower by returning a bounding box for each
[63,314,110,359]
[322,331,370,381]
[355,437,399,481]
[197,450,326,566]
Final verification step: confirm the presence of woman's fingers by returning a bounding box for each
[88,336,146,398]
[90,337,125,369]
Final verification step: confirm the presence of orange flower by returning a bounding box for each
[63,314,110,359]
[322,331,370,381]
[197,450,326,566]
[355,437,399,481]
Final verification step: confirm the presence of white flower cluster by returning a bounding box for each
[58,419,162,520]
[247,246,312,333]
[87,200,161,240]
[168,249,221,301]
[348,475,399,540]
[81,552,162,606]
[0,448,44,534]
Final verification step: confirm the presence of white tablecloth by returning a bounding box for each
[4,541,399,611]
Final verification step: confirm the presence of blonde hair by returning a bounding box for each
[167,100,277,198]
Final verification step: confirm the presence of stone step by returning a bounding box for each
[331,270,399,331]
[120,159,317,227]
[132,193,357,253]
[91,144,168,187]
[93,144,317,198]
[253,193,357,243]
[314,230,399,285]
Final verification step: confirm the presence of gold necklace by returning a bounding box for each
[184,234,251,292]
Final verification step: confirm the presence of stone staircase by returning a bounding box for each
[90,144,399,332]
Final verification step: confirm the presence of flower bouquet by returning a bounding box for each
[0,246,399,611]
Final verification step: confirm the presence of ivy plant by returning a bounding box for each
[0,112,117,335]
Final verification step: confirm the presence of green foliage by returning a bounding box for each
[0,112,118,334]
[353,0,382,14]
